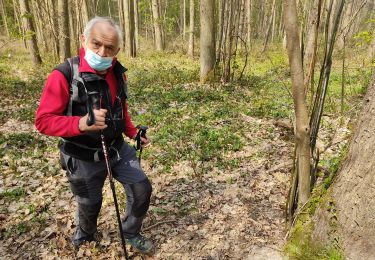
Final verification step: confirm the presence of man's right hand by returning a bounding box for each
[78,109,108,132]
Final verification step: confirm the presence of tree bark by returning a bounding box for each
[246,0,251,46]
[134,0,139,50]
[123,0,136,57]
[58,0,71,62]
[118,0,125,48]
[200,0,216,83]
[284,0,311,206]
[183,0,186,39]
[151,0,164,51]
[313,72,375,259]
[12,0,23,38]
[0,0,9,37]
[19,0,42,65]
[187,0,194,57]
[303,0,322,91]
[30,0,46,51]
[81,0,90,25]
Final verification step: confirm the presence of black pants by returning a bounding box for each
[61,142,152,239]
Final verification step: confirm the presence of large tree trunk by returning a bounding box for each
[313,72,375,259]
[19,0,42,65]
[187,0,194,57]
[284,0,311,206]
[58,0,71,62]
[200,0,215,83]
[151,0,164,51]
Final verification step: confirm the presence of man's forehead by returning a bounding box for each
[92,21,115,31]
[90,22,118,40]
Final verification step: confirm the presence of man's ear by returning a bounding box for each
[114,48,120,57]
[81,34,86,48]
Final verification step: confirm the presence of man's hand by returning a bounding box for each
[140,136,151,148]
[79,109,108,132]
[133,134,151,148]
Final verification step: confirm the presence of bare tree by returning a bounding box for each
[0,0,9,37]
[123,0,136,57]
[187,0,194,57]
[284,0,311,210]
[246,0,252,44]
[200,0,216,83]
[303,0,322,93]
[151,0,164,51]
[134,0,139,50]
[117,0,125,48]
[58,0,71,62]
[19,0,42,65]
[81,0,90,25]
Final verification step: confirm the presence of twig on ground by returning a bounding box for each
[143,219,176,231]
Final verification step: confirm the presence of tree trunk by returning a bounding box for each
[118,0,125,48]
[19,0,42,65]
[69,0,77,54]
[30,0,46,51]
[81,0,90,25]
[58,0,71,62]
[134,0,139,50]
[123,0,136,57]
[303,0,322,91]
[0,0,9,37]
[246,0,251,46]
[313,72,375,259]
[48,0,60,60]
[223,0,234,83]
[183,0,186,39]
[12,0,23,39]
[284,0,311,206]
[187,0,194,57]
[179,0,184,35]
[151,0,164,51]
[200,0,216,83]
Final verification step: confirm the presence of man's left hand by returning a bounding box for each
[140,136,151,148]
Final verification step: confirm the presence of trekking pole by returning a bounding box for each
[135,125,148,164]
[86,108,129,259]
[100,134,129,260]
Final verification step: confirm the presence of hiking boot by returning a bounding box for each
[72,234,98,248]
[126,234,154,254]
[72,228,99,248]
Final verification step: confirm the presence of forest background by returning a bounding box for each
[0,0,374,259]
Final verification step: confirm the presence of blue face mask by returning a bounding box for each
[84,48,113,71]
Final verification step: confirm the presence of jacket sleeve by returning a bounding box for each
[35,70,83,137]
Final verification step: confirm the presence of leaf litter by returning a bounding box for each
[0,108,352,260]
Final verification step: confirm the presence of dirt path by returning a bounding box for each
[1,113,292,259]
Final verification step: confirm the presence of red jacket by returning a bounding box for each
[35,48,137,139]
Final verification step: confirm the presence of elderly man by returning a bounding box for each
[35,17,153,254]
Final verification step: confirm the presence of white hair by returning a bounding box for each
[83,16,123,48]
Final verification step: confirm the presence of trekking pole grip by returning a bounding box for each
[136,125,148,150]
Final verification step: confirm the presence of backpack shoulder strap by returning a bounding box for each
[53,56,80,116]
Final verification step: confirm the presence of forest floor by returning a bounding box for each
[0,41,369,259]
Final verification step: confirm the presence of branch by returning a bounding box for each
[143,219,176,231]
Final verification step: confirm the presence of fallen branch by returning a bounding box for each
[143,219,176,231]
[266,161,293,174]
